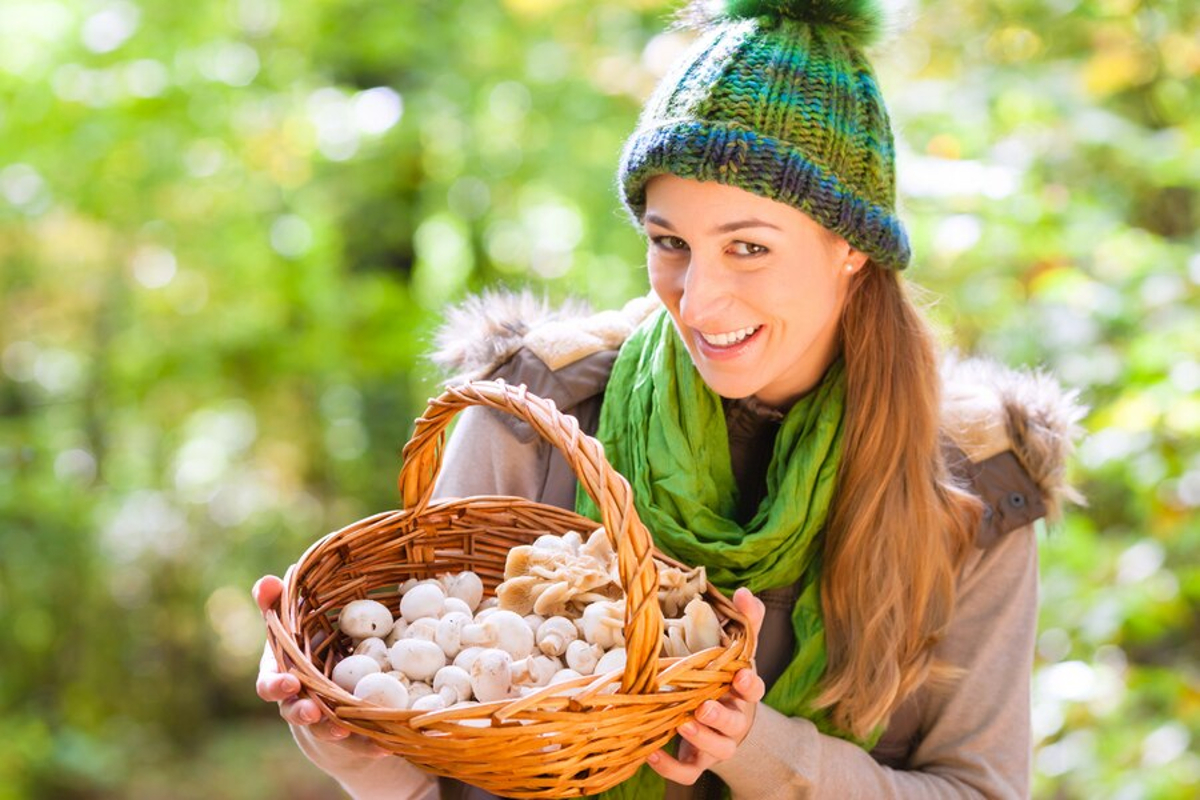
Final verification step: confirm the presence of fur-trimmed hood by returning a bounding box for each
[432,291,1086,520]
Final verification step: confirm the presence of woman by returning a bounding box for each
[255,2,1080,797]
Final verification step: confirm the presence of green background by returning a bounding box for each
[1,0,1196,797]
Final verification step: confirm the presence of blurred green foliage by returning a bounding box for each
[0,0,1196,797]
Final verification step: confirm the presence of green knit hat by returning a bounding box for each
[619,0,910,270]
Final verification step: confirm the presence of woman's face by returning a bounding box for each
[643,174,866,408]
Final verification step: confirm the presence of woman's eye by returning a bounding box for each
[650,235,688,252]
[731,241,767,256]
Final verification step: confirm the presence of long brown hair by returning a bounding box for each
[816,263,982,739]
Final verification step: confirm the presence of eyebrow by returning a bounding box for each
[644,213,782,235]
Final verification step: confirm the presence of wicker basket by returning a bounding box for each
[264,380,754,798]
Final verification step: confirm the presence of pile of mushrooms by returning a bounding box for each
[332,528,724,710]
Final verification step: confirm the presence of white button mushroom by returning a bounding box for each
[512,654,561,687]
[388,638,447,682]
[383,617,409,647]
[433,665,473,705]
[594,647,627,676]
[577,600,625,650]
[536,616,578,657]
[402,617,439,642]
[453,646,485,673]
[332,654,382,692]
[442,597,473,617]
[400,582,446,623]
[353,672,410,708]
[339,599,395,640]
[469,648,514,703]
[410,693,448,712]
[440,571,484,612]
[465,610,534,659]
[353,637,391,670]
[406,681,433,706]
[434,611,472,658]
[564,639,604,676]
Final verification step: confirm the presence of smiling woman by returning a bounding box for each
[642,175,866,408]
[253,1,1083,798]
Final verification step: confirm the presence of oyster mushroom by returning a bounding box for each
[657,564,708,618]
[682,597,721,653]
[339,599,394,640]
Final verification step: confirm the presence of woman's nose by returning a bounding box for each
[679,254,732,326]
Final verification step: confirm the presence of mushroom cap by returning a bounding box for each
[353,671,410,708]
[469,648,514,703]
[388,638,447,682]
[433,665,473,704]
[400,583,447,623]
[332,654,382,692]
[339,599,395,640]
[353,637,392,669]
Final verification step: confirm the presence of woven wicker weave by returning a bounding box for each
[264,380,754,798]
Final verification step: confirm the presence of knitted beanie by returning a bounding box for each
[618,0,910,270]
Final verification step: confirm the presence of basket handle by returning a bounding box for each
[396,379,662,694]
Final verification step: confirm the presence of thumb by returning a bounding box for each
[732,587,766,641]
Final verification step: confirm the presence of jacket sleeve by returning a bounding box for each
[711,524,1039,799]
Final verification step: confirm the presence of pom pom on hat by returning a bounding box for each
[682,0,891,46]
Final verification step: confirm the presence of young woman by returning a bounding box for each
[255,2,1080,797]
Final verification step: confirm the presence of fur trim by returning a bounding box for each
[432,291,1086,516]
[942,355,1087,520]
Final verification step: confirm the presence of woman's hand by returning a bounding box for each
[253,575,388,759]
[646,587,767,785]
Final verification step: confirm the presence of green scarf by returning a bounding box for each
[576,309,873,800]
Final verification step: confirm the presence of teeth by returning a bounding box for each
[700,325,760,347]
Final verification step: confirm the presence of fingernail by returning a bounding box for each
[330,726,348,739]
[680,722,697,735]
[647,752,660,764]
[699,704,715,722]
[302,708,320,723]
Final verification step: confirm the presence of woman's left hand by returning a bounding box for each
[646,587,767,785]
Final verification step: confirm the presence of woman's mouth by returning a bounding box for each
[695,324,763,357]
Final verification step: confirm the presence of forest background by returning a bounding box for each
[0,0,1196,798]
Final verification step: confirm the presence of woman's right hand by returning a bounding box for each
[253,574,389,759]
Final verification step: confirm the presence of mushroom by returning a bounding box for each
[339,599,395,640]
[461,610,534,659]
[564,639,603,675]
[594,647,627,676]
[469,648,514,703]
[433,665,473,705]
[383,617,410,647]
[400,582,446,623]
[353,637,391,669]
[406,681,433,705]
[577,599,625,649]
[434,611,472,658]
[442,597,473,617]
[388,638,446,682]
[657,564,708,618]
[332,654,381,692]
[439,571,484,612]
[523,613,546,633]
[402,617,438,642]
[661,620,690,658]
[512,654,561,687]
[410,693,448,712]
[477,597,499,612]
[353,672,409,708]
[453,646,484,673]
[536,616,578,657]
[683,597,721,653]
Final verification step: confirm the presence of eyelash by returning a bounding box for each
[649,236,768,257]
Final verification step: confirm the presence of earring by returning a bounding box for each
[843,263,856,273]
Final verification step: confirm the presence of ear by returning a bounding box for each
[841,247,870,275]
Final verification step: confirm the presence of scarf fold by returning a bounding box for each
[575,309,875,800]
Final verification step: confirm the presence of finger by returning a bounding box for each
[678,717,738,761]
[252,575,284,613]
[694,698,754,741]
[732,587,766,640]
[307,717,353,743]
[257,668,302,703]
[279,697,324,727]
[645,746,710,785]
[731,668,766,704]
